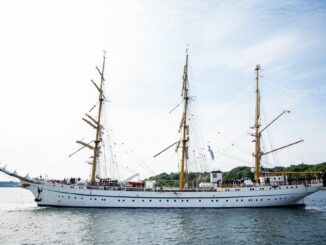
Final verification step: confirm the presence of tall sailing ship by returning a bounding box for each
[0,53,322,208]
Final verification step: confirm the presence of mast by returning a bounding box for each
[90,54,106,185]
[179,52,189,191]
[254,64,261,182]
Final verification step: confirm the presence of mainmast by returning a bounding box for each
[179,53,189,191]
[90,55,106,185]
[254,64,261,182]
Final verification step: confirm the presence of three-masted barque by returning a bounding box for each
[0,53,322,208]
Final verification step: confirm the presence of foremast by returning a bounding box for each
[254,64,261,182]
[90,55,106,185]
[179,53,189,191]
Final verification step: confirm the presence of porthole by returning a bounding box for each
[150,200,152,202]
[167,200,169,202]
[123,200,125,202]
[236,200,238,202]
[132,200,135,202]
[199,200,201,202]
[182,200,184,202]
[226,200,228,202]
[186,200,189,202]
[142,200,144,202]
[94,198,97,201]
[211,200,214,202]
[118,200,120,202]
[256,199,258,201]
[159,200,161,202]
[174,200,176,202]
[90,198,92,200]
[215,200,218,202]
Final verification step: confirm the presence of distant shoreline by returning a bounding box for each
[0,181,19,187]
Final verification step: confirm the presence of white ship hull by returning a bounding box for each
[23,181,322,208]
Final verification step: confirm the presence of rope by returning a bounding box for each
[287,114,316,164]
[26,119,82,175]
[116,143,156,176]
[217,131,252,155]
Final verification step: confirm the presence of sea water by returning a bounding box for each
[0,188,325,244]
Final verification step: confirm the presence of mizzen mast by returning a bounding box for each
[179,52,189,191]
[254,64,261,182]
[90,54,106,185]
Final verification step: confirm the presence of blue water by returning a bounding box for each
[0,188,325,244]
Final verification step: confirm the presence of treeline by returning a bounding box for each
[223,162,326,180]
[148,162,326,186]
[148,172,210,187]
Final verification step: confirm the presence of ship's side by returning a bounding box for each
[23,181,322,208]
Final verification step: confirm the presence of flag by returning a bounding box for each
[208,145,214,160]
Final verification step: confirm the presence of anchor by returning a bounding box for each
[34,187,42,202]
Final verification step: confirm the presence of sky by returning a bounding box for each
[0,0,326,181]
